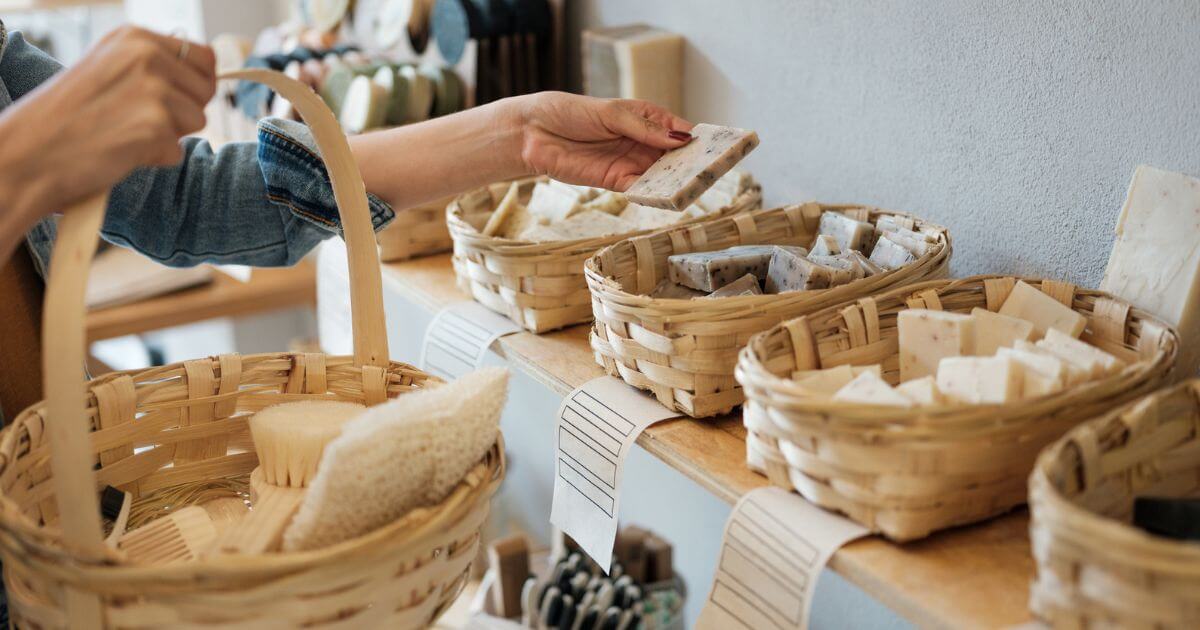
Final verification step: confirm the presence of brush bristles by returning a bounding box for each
[120,506,216,564]
[249,401,364,488]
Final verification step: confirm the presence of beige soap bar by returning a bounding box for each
[519,210,635,242]
[583,191,628,215]
[809,254,863,281]
[998,281,1087,338]
[764,249,847,292]
[832,372,913,407]
[869,236,917,270]
[1100,165,1200,376]
[668,245,776,292]
[937,356,1023,404]
[620,203,681,230]
[819,212,877,253]
[615,29,685,113]
[997,346,1068,395]
[704,273,762,298]
[1014,341,1091,386]
[896,376,942,406]
[898,309,975,380]
[1037,329,1125,377]
[970,307,1036,356]
[875,215,915,233]
[790,364,881,391]
[625,123,760,210]
[649,279,706,299]
[527,182,581,223]
[811,234,842,256]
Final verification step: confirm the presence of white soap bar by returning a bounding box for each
[1100,165,1200,376]
[1037,329,1126,377]
[809,254,863,281]
[997,346,1069,393]
[898,309,975,381]
[519,210,635,242]
[832,372,913,407]
[885,229,935,256]
[704,273,762,298]
[649,279,706,300]
[839,250,884,276]
[625,124,760,210]
[619,203,681,231]
[668,245,776,292]
[765,250,846,292]
[811,234,842,256]
[582,191,628,215]
[937,356,1023,404]
[1014,341,1091,386]
[791,364,882,392]
[971,307,1036,356]
[998,281,1088,338]
[527,182,581,223]
[869,236,917,270]
[550,180,599,202]
[876,215,915,233]
[896,376,942,406]
[819,212,877,253]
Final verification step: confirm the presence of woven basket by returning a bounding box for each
[736,275,1178,541]
[1029,379,1200,628]
[377,194,456,262]
[447,177,762,333]
[585,203,952,418]
[0,70,504,629]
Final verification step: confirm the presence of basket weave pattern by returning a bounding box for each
[1030,379,1200,628]
[378,195,456,262]
[586,204,952,418]
[448,177,762,334]
[736,275,1178,541]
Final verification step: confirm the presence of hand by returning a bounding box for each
[512,92,694,191]
[0,26,215,231]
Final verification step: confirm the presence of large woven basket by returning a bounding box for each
[0,70,504,629]
[377,194,456,262]
[447,177,762,333]
[736,275,1178,541]
[1029,379,1200,628]
[586,203,952,418]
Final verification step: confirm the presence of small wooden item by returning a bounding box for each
[118,506,218,565]
[487,534,530,619]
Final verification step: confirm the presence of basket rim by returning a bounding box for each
[445,175,763,258]
[583,204,953,322]
[736,274,1179,428]
[1029,379,1200,575]
[0,353,505,584]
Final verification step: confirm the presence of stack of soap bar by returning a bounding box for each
[704,273,762,298]
[765,249,847,292]
[998,280,1088,338]
[1015,340,1090,385]
[998,346,1069,392]
[936,356,1022,404]
[520,210,635,242]
[869,236,917,269]
[1037,328,1125,377]
[620,203,681,230]
[898,309,974,380]
[971,307,1036,356]
[650,279,706,299]
[811,235,841,256]
[668,245,776,292]
[1100,165,1200,376]
[832,372,913,407]
[839,250,884,276]
[625,124,760,210]
[819,212,877,252]
[527,182,582,223]
[583,25,682,113]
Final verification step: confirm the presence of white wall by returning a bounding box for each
[569,0,1200,287]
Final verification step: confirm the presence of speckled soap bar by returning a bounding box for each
[765,249,850,293]
[667,245,776,292]
[625,123,760,210]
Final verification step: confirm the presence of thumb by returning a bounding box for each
[604,101,692,150]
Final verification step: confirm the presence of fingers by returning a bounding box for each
[619,98,694,134]
[602,99,694,151]
[140,28,217,80]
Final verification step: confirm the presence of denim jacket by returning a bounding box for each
[0,21,395,276]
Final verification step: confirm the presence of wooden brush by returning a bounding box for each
[210,400,363,555]
[118,506,216,565]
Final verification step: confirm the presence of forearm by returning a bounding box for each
[349,98,530,210]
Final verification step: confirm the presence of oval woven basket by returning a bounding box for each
[1029,379,1200,628]
[736,275,1178,541]
[377,194,456,262]
[0,70,504,629]
[585,203,952,418]
[447,176,762,333]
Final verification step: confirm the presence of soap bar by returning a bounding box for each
[697,169,753,210]
[615,29,685,113]
[896,376,942,406]
[971,307,1036,356]
[620,203,681,231]
[1037,329,1125,377]
[832,372,913,407]
[649,279,706,299]
[819,212,877,253]
[668,245,776,292]
[876,215,915,233]
[339,75,389,133]
[997,346,1069,393]
[550,180,598,202]
[764,249,841,293]
[519,210,635,242]
[792,364,881,387]
[1014,341,1091,386]
[869,236,917,270]
[898,309,975,380]
[809,254,863,282]
[936,356,1023,404]
[998,281,1088,338]
[1100,165,1200,376]
[885,228,935,257]
[527,182,581,223]
[704,273,762,298]
[583,191,628,215]
[839,250,884,276]
[811,235,842,256]
[625,123,760,210]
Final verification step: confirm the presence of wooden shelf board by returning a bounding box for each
[381,254,1035,629]
[86,263,316,341]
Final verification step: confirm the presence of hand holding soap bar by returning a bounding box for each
[624,123,759,210]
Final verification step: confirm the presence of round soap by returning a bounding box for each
[431,0,482,64]
[381,66,411,126]
[340,75,390,133]
[399,64,434,122]
[375,0,414,48]
[319,62,355,118]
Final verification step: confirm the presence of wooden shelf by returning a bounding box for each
[86,263,316,342]
[381,254,1035,629]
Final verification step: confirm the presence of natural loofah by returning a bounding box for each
[281,368,508,552]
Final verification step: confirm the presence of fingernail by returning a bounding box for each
[668,130,692,141]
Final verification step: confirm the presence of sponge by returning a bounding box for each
[282,368,509,551]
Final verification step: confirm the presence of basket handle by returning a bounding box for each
[42,69,389,567]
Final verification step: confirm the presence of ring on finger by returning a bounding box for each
[170,28,190,61]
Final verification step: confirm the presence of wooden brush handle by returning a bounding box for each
[210,482,304,555]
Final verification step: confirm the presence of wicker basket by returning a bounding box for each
[0,69,504,629]
[377,194,456,262]
[1029,379,1200,628]
[585,203,952,418]
[736,275,1178,541]
[447,177,762,333]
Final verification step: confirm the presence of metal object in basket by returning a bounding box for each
[0,69,504,629]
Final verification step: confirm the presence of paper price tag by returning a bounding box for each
[549,376,680,572]
[696,487,869,630]
[420,301,522,380]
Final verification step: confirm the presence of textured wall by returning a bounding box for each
[568,0,1200,286]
